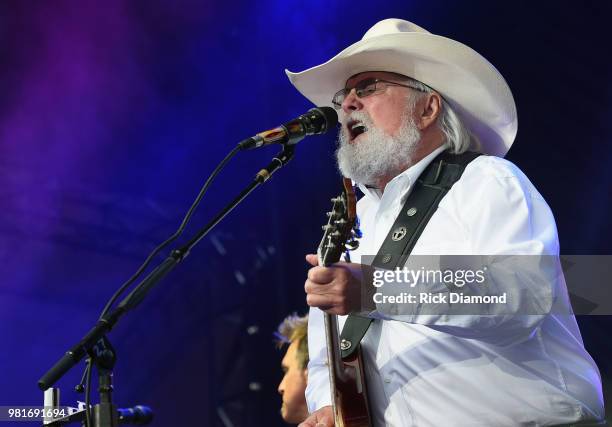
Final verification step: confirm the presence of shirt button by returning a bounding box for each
[384,377,392,384]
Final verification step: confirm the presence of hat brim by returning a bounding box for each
[286,32,517,157]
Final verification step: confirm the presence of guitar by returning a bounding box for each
[317,178,372,427]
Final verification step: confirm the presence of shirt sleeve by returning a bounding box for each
[305,306,332,412]
[370,156,562,346]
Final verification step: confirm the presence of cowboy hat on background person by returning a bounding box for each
[291,18,605,427]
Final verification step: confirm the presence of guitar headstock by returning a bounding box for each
[317,178,361,267]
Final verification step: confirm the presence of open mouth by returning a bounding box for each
[347,120,368,142]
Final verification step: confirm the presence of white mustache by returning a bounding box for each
[339,111,375,143]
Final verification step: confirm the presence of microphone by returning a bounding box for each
[238,107,338,150]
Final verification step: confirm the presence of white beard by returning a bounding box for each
[336,110,421,187]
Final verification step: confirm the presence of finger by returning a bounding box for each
[305,279,342,299]
[306,289,348,315]
[300,406,333,427]
[317,408,334,427]
[305,278,330,295]
[305,253,319,267]
[298,414,318,427]
[304,279,321,295]
[306,293,336,310]
[307,266,337,284]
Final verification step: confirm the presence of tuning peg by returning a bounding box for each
[331,231,341,237]
[336,218,347,225]
[326,242,337,249]
[345,240,360,250]
[327,212,342,220]
[331,196,343,203]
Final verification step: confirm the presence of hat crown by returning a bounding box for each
[361,18,430,41]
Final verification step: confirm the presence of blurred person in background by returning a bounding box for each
[276,313,309,425]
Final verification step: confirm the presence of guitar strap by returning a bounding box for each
[340,150,482,360]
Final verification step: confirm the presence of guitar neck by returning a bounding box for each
[316,179,371,427]
[324,312,347,384]
[318,252,347,425]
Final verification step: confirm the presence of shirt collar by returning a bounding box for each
[357,144,448,201]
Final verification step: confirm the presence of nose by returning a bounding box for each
[341,88,363,114]
[278,376,285,395]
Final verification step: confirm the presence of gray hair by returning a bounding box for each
[404,77,480,154]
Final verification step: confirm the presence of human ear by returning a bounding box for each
[418,92,442,130]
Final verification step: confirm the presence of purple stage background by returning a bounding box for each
[1,1,611,425]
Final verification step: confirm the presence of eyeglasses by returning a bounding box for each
[332,78,426,109]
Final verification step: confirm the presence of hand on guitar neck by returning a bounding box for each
[304,254,374,315]
[298,405,333,427]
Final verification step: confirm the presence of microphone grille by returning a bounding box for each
[305,106,338,135]
[316,106,339,130]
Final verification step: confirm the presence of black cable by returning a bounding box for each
[98,145,240,320]
[74,360,89,393]
[84,357,93,427]
[81,145,240,425]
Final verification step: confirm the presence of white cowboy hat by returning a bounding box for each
[285,18,517,157]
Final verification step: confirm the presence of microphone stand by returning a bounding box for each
[38,145,296,426]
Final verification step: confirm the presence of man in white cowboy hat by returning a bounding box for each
[290,19,606,427]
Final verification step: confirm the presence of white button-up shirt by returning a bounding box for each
[306,146,605,426]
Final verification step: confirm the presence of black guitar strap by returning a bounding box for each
[340,150,482,359]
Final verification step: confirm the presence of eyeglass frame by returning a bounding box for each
[332,78,427,110]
